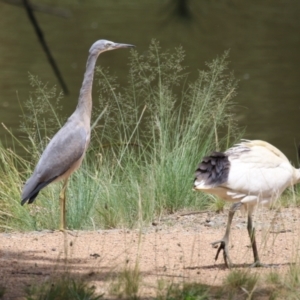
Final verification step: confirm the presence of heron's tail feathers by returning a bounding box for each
[21,177,57,205]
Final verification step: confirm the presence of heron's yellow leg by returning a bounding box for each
[59,179,69,231]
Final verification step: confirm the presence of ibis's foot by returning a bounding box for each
[211,239,233,268]
[249,261,269,268]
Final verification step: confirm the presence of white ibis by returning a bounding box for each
[194,140,300,267]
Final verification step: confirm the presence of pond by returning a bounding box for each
[0,0,300,162]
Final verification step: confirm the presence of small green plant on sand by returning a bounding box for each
[206,194,226,213]
[157,282,210,300]
[109,264,141,300]
[25,277,103,300]
[262,265,300,299]
[222,269,259,299]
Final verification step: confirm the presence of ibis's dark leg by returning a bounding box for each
[59,178,68,230]
[211,202,243,268]
[247,213,263,267]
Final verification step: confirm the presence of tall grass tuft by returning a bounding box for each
[109,264,141,300]
[24,277,103,300]
[0,40,238,231]
[223,269,259,299]
[157,282,210,300]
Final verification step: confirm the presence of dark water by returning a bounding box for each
[1,0,300,162]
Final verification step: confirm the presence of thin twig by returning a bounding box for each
[22,0,69,95]
[2,0,71,18]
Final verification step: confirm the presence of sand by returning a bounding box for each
[1,206,299,299]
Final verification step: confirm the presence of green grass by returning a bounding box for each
[109,264,141,300]
[0,40,238,231]
[24,277,103,300]
[222,269,259,299]
[17,265,300,300]
[157,282,210,300]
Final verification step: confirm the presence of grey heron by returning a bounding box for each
[194,140,300,268]
[21,39,134,230]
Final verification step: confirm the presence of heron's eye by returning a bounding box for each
[106,43,112,48]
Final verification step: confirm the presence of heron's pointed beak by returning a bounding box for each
[113,43,135,49]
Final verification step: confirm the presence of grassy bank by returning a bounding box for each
[0,40,238,231]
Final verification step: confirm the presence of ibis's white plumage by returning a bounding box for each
[195,140,300,207]
[194,140,300,267]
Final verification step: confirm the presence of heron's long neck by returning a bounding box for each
[76,52,100,119]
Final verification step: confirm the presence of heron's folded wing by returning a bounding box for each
[21,122,88,203]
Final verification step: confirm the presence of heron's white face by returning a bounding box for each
[103,40,116,50]
[98,40,115,51]
[89,39,134,54]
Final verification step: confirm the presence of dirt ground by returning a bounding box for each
[1,206,300,299]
